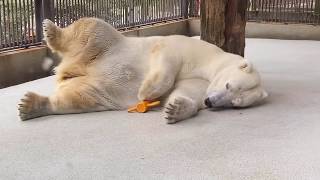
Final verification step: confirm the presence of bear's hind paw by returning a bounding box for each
[18,92,51,121]
[42,19,59,42]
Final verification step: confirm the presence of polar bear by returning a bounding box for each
[18,18,268,124]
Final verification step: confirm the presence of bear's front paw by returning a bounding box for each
[18,92,50,121]
[138,81,160,101]
[164,96,198,124]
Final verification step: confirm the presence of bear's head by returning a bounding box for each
[205,59,268,108]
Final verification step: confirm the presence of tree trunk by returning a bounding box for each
[223,0,247,57]
[200,0,247,57]
[200,0,226,47]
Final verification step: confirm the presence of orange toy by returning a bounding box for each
[128,101,161,113]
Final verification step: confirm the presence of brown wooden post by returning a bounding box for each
[181,0,189,18]
[223,0,247,57]
[34,0,43,42]
[35,0,54,43]
[200,0,247,57]
[43,0,54,21]
[200,0,226,47]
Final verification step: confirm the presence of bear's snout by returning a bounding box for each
[204,98,212,108]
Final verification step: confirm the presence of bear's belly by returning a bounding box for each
[96,62,144,108]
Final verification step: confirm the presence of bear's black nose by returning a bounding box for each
[204,98,212,108]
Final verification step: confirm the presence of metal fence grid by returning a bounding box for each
[1,0,320,53]
[0,0,39,52]
[247,0,320,24]
[1,0,188,52]
[52,0,187,28]
[189,0,320,24]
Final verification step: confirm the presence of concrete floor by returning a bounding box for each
[0,39,320,180]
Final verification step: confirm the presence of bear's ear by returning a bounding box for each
[239,59,253,73]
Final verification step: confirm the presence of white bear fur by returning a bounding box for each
[18,18,267,124]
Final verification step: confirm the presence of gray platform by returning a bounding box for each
[1,39,320,180]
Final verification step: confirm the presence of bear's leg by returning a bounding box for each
[164,79,209,124]
[138,71,175,101]
[138,56,180,101]
[18,78,110,121]
[43,18,113,64]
